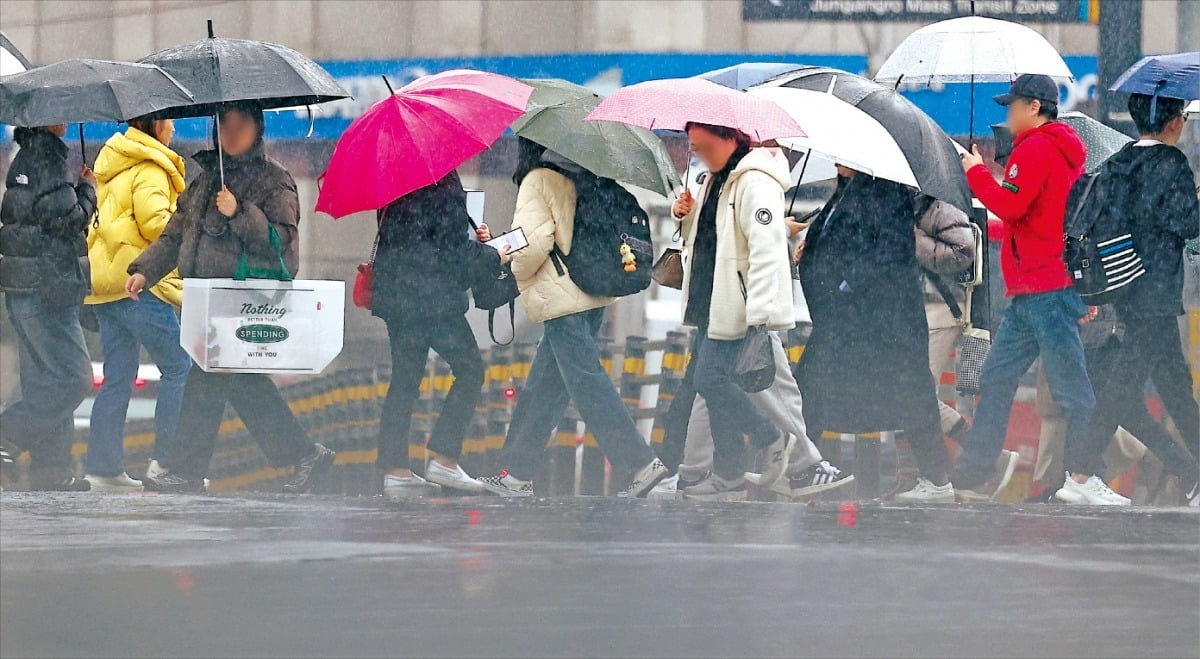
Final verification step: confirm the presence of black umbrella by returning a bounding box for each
[765,66,972,215]
[139,21,347,117]
[0,58,195,126]
[139,21,348,184]
[1,58,196,165]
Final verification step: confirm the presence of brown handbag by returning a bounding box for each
[651,248,683,290]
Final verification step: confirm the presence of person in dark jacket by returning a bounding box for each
[795,166,954,503]
[1070,94,1200,505]
[370,170,509,501]
[125,102,335,494]
[955,75,1119,505]
[0,125,95,491]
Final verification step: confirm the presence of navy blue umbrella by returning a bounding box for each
[1110,52,1199,100]
[696,62,803,91]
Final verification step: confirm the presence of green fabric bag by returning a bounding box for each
[234,225,293,281]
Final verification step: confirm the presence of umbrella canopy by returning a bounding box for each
[761,67,972,214]
[512,79,680,197]
[749,86,918,188]
[991,111,1131,172]
[874,16,1073,85]
[316,70,533,219]
[139,26,348,118]
[0,58,195,126]
[584,77,805,142]
[0,31,32,76]
[1110,51,1200,100]
[696,62,804,91]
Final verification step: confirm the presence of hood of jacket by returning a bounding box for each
[1012,121,1087,173]
[1103,140,1173,176]
[94,128,186,193]
[726,147,792,190]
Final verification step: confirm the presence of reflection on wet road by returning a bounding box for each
[2,493,1197,658]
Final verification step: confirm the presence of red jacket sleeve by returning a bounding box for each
[966,139,1051,225]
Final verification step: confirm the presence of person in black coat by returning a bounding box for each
[371,170,509,500]
[1070,94,1200,503]
[794,166,953,502]
[0,125,96,490]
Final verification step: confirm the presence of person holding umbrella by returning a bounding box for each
[952,75,1122,504]
[315,69,532,499]
[82,115,193,492]
[1070,93,1199,506]
[795,164,956,503]
[0,124,96,491]
[127,101,335,493]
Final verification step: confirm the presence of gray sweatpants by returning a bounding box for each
[679,332,823,481]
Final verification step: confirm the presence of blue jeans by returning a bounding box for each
[1,294,92,481]
[503,307,656,481]
[86,295,191,477]
[693,329,778,479]
[954,289,1095,485]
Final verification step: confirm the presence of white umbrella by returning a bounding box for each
[874,16,1073,86]
[1,32,32,76]
[749,86,919,188]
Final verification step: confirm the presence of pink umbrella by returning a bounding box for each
[584,77,805,142]
[316,69,533,219]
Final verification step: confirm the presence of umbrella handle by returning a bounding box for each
[786,148,811,218]
[214,113,225,188]
[78,124,87,168]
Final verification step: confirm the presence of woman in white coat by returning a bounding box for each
[671,123,796,500]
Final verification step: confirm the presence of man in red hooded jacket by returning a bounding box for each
[951,75,1127,506]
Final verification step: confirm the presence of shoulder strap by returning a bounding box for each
[922,267,962,319]
[1068,172,1103,236]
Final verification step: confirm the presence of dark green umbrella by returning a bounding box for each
[512,78,680,197]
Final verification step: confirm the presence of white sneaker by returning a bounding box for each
[425,460,485,493]
[145,459,166,480]
[618,459,669,498]
[476,472,534,497]
[383,473,441,502]
[85,473,144,493]
[646,473,679,500]
[681,473,747,502]
[755,434,793,491]
[893,477,955,504]
[1054,473,1131,506]
[145,461,209,490]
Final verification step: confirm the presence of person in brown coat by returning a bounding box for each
[125,102,334,493]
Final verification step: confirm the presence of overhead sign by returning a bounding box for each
[743,0,1095,23]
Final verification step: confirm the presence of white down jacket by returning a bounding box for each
[679,148,797,340]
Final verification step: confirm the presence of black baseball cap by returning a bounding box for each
[993,74,1059,106]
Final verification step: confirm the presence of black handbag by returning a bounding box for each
[735,325,774,393]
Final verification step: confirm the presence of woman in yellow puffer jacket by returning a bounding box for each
[83,117,193,492]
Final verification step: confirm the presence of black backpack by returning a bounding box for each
[1063,161,1145,305]
[465,216,520,344]
[541,164,654,298]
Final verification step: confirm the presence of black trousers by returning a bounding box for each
[1070,316,1200,479]
[168,365,314,479]
[656,333,699,475]
[377,313,484,471]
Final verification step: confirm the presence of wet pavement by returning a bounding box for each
[1,492,1197,658]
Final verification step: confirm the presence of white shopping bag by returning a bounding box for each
[180,278,345,374]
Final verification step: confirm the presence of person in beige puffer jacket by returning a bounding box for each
[476,140,665,499]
